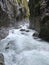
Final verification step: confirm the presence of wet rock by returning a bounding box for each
[5,40,16,50]
[33,32,39,39]
[0,53,5,65]
[25,30,29,32]
[5,47,9,50]
[20,29,26,31]
[20,29,29,32]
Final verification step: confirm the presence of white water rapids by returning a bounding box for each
[0,23,49,65]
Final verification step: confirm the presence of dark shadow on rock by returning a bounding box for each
[33,32,39,39]
[33,32,47,42]
[20,29,26,31]
[39,34,49,42]
[20,29,29,32]
[0,53,5,65]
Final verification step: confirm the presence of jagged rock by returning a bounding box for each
[0,0,29,40]
[0,0,29,27]
[0,53,5,65]
[29,0,49,41]
[39,0,49,41]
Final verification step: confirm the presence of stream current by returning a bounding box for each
[0,23,49,65]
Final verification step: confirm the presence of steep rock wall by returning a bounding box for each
[0,0,29,27]
[29,0,49,41]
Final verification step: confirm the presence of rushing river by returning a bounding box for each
[0,23,49,65]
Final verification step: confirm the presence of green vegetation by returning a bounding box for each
[16,0,30,18]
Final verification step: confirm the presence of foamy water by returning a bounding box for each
[0,23,49,65]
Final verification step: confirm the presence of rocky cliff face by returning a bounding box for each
[0,0,29,27]
[29,0,49,41]
[0,0,29,40]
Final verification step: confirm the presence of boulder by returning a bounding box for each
[33,32,39,39]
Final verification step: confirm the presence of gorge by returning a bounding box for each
[0,0,49,65]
